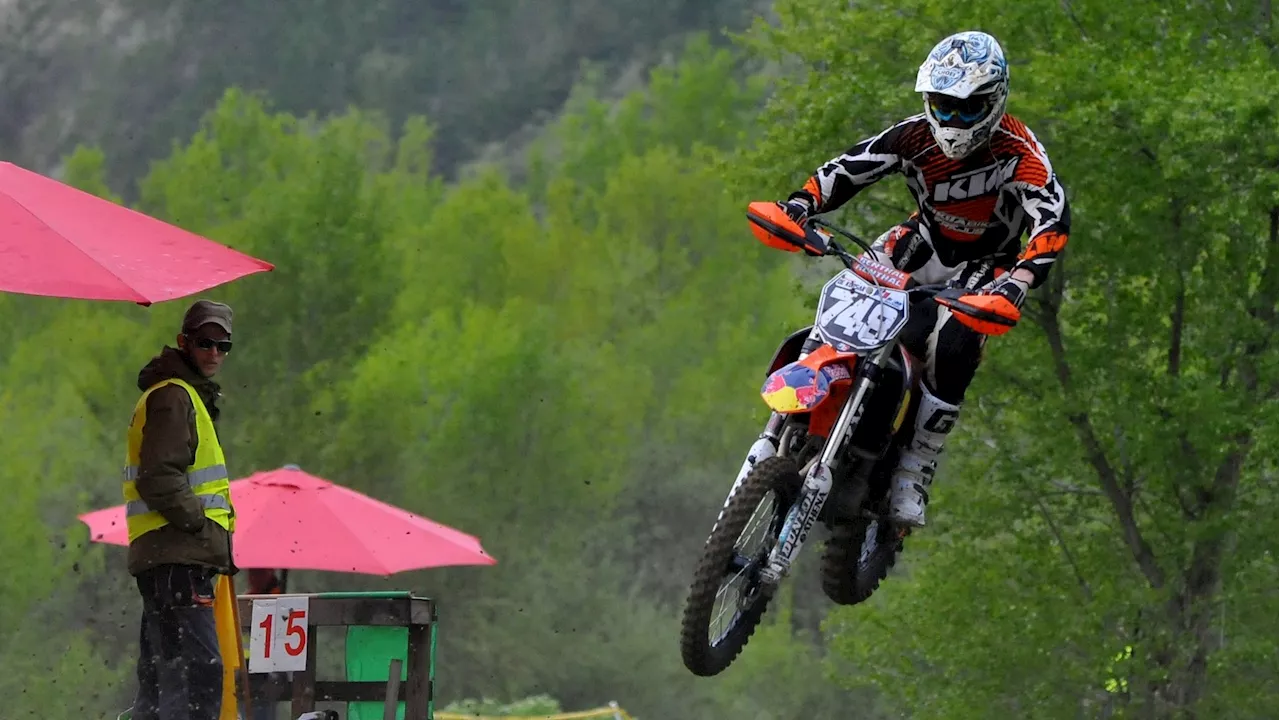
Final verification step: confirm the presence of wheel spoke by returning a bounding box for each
[708,491,779,645]
[858,520,879,565]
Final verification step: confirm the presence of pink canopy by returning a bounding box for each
[79,465,496,575]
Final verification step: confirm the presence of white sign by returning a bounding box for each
[247,596,310,673]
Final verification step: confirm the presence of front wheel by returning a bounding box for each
[680,456,801,676]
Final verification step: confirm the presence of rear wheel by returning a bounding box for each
[820,515,906,605]
[680,456,802,676]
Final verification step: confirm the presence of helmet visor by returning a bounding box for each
[926,92,996,128]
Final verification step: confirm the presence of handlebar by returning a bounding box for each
[745,202,994,297]
[807,217,875,259]
[800,217,972,299]
[906,282,951,298]
[745,201,1020,335]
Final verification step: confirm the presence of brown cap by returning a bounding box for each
[181,299,233,335]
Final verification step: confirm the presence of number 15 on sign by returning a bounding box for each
[248,596,310,673]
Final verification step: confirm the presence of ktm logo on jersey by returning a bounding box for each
[933,160,1018,202]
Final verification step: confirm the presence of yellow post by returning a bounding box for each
[214,574,249,720]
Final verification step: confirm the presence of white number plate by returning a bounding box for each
[814,270,910,352]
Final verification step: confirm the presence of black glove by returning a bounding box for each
[988,274,1029,310]
[777,193,814,225]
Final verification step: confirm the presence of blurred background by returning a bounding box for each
[0,1,1275,718]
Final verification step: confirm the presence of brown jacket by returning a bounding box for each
[127,346,237,577]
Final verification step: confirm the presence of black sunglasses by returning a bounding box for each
[189,336,233,353]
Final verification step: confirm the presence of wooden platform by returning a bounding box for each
[236,591,437,719]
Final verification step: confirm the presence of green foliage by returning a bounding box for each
[0,2,1273,718]
[745,0,1278,716]
[0,0,765,190]
[317,50,837,715]
[132,87,447,472]
[0,30,857,720]
[61,145,123,203]
[540,34,768,195]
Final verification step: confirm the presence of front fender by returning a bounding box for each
[761,357,854,414]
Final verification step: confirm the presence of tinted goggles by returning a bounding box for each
[927,92,994,126]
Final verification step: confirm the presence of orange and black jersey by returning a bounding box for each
[794,114,1070,288]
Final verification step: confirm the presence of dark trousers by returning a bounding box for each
[132,564,224,720]
[870,218,1001,405]
[896,296,987,404]
[249,672,284,720]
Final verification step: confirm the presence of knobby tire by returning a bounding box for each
[820,515,904,605]
[680,456,800,677]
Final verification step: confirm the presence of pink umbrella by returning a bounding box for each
[79,465,496,575]
[0,161,273,304]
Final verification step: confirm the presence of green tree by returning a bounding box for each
[2,0,766,190]
[0,10,870,720]
[322,92,854,715]
[741,0,1278,716]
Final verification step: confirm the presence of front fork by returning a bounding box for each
[711,324,827,533]
[711,412,786,534]
[760,343,893,587]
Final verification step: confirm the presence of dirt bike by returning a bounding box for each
[679,201,1020,677]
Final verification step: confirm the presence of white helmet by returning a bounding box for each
[914,31,1009,160]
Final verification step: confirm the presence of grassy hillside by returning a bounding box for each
[0,0,764,191]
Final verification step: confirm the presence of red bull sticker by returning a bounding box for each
[760,362,831,413]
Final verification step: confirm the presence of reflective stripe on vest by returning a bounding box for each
[123,377,235,543]
[125,492,231,517]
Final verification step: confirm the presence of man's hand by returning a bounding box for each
[988,268,1034,310]
[778,194,813,225]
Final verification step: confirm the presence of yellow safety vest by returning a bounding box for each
[123,378,234,542]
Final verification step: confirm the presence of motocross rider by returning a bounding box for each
[777,30,1071,528]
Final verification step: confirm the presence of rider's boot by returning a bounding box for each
[888,384,961,527]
